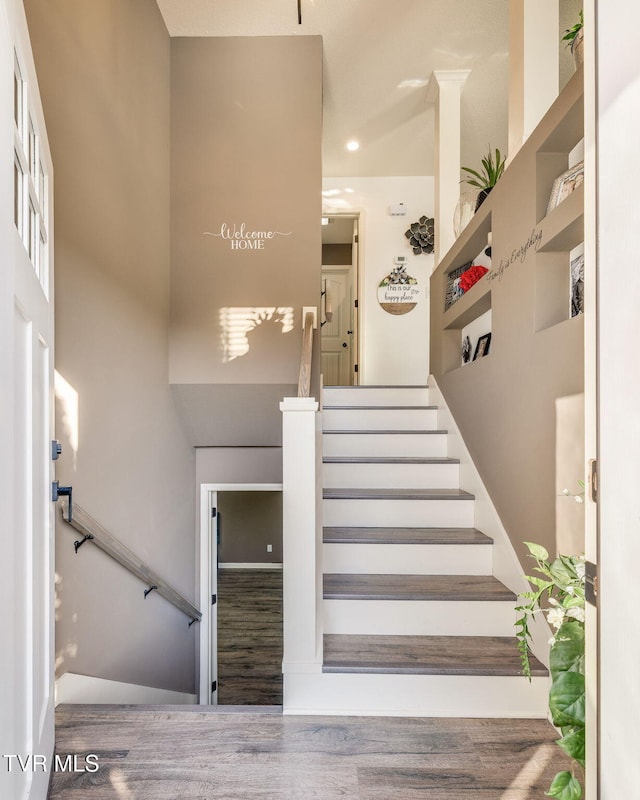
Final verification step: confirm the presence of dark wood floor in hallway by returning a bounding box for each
[217,568,283,705]
[48,705,573,799]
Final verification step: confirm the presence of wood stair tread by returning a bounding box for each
[323,527,493,545]
[324,385,428,389]
[323,574,516,601]
[322,634,547,677]
[323,488,474,500]
[323,405,437,410]
[323,429,448,435]
[323,456,460,465]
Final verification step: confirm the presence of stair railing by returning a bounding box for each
[60,503,202,626]
[297,308,316,397]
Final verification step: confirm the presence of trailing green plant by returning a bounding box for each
[562,10,584,47]
[460,147,506,190]
[516,542,585,800]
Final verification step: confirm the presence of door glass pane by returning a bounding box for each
[29,118,37,179]
[14,156,23,233]
[14,58,23,135]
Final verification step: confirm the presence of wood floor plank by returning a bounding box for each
[323,573,516,601]
[48,708,573,800]
[217,569,283,705]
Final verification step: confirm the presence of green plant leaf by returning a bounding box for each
[550,621,585,676]
[549,670,585,727]
[524,541,550,561]
[556,726,586,768]
[546,771,582,800]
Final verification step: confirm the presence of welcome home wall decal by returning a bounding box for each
[204,223,293,250]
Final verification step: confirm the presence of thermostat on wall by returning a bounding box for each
[388,203,407,216]
[394,255,408,265]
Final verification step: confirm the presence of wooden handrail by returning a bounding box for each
[60,503,202,624]
[297,310,315,397]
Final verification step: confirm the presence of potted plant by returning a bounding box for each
[460,147,506,211]
[563,10,584,69]
[516,541,585,800]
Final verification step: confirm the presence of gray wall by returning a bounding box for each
[218,492,283,564]
[322,243,352,265]
[169,36,323,444]
[25,0,197,694]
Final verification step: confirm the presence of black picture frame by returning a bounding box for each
[473,332,492,360]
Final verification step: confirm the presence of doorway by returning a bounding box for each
[198,483,283,706]
[321,214,360,385]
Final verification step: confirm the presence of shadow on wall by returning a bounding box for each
[218,307,294,363]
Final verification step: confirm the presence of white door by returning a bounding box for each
[321,268,353,385]
[0,2,55,798]
[199,488,219,704]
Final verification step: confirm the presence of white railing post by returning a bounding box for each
[280,396,323,680]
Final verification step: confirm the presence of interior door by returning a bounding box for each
[1,2,55,798]
[321,268,352,385]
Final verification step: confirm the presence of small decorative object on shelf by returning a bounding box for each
[458,265,489,293]
[547,161,584,214]
[570,253,584,317]
[404,216,435,254]
[473,333,491,360]
[453,190,480,238]
[461,336,472,364]
[563,9,584,69]
[444,261,472,311]
[461,147,506,211]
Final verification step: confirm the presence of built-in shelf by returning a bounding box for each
[538,183,584,252]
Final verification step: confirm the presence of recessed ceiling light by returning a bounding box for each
[345,140,360,152]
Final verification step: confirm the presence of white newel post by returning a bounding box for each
[280,397,323,680]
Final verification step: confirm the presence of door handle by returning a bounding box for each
[342,342,348,348]
[347,330,353,335]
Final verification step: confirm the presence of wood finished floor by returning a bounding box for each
[217,569,283,706]
[48,705,573,799]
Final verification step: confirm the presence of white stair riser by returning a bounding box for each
[323,387,430,407]
[323,432,448,458]
[322,543,493,575]
[323,461,459,489]
[323,407,438,431]
[283,673,549,718]
[323,498,474,528]
[323,599,516,636]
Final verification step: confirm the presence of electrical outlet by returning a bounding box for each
[266,544,273,553]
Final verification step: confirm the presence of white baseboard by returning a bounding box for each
[55,672,197,706]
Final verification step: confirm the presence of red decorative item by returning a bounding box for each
[458,265,489,293]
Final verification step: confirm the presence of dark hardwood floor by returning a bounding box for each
[48,705,574,799]
[217,568,283,705]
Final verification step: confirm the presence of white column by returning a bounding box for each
[427,70,471,264]
[280,397,322,680]
[508,0,559,158]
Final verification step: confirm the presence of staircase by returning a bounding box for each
[294,384,549,716]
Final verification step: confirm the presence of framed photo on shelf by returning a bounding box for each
[570,253,584,317]
[547,161,584,214]
[473,333,492,360]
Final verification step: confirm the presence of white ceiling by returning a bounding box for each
[156,0,581,178]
